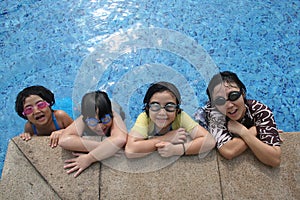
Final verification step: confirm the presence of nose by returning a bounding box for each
[97,123,106,129]
[157,108,167,115]
[225,100,235,108]
[32,106,41,114]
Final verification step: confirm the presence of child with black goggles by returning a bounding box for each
[125,81,215,159]
[194,71,281,167]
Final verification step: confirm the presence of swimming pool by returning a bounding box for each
[0,0,299,177]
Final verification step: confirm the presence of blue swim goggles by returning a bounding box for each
[85,114,112,127]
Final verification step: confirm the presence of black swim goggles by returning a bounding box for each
[212,91,242,106]
[148,102,179,112]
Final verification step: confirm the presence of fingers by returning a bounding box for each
[64,160,85,178]
[49,131,61,148]
[72,152,85,156]
[64,161,80,174]
[73,168,83,178]
[155,142,166,148]
[178,134,187,142]
[64,158,76,164]
[66,165,79,174]
[20,133,31,141]
[49,137,59,148]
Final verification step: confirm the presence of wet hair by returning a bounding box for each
[15,85,55,120]
[143,81,182,116]
[81,91,113,122]
[206,71,247,102]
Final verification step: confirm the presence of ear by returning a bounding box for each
[241,88,247,100]
[177,108,182,114]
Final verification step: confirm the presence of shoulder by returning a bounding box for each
[178,111,192,119]
[174,111,197,128]
[53,110,73,122]
[136,112,148,121]
[53,110,70,117]
[131,112,150,129]
[246,99,273,113]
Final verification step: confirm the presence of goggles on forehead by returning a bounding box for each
[148,102,179,112]
[212,91,242,106]
[22,101,50,116]
[85,114,112,127]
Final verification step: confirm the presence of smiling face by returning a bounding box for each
[148,91,178,130]
[212,82,246,121]
[23,95,52,126]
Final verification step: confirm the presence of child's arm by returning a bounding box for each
[226,120,281,167]
[58,116,100,152]
[183,124,216,155]
[125,132,161,158]
[63,112,127,177]
[156,125,216,157]
[49,110,74,148]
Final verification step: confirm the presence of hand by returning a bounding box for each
[20,132,32,141]
[227,120,247,137]
[278,129,284,133]
[248,126,258,137]
[49,130,63,148]
[64,152,96,178]
[155,142,181,157]
[169,128,187,144]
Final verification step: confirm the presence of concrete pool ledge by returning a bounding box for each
[0,132,299,200]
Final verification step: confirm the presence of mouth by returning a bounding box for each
[35,114,46,121]
[155,117,168,126]
[227,108,238,117]
[156,117,168,121]
[95,127,106,136]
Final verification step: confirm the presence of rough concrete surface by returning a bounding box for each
[0,132,299,200]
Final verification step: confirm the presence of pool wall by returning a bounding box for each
[0,0,299,177]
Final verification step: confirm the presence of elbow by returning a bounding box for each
[202,134,216,152]
[219,148,237,160]
[124,146,137,159]
[266,147,282,167]
[125,151,135,159]
[270,159,281,167]
[124,144,145,159]
[58,134,71,149]
[115,136,127,149]
[267,156,281,167]
[207,137,216,151]
[221,152,236,160]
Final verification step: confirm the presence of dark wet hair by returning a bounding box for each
[81,91,113,122]
[206,71,247,102]
[15,85,55,120]
[143,81,182,116]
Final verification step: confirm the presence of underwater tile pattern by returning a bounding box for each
[0,0,299,176]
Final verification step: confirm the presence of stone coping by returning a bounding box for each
[0,132,299,200]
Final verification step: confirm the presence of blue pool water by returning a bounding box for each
[0,0,299,177]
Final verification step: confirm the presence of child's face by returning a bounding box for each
[148,91,178,129]
[212,82,246,121]
[23,95,52,125]
[86,113,113,136]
